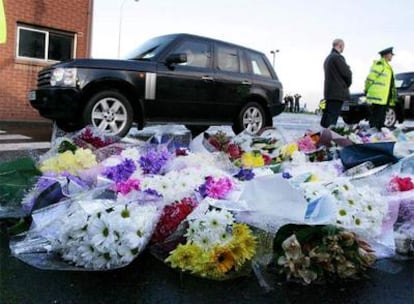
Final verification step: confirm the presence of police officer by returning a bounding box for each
[365,47,397,129]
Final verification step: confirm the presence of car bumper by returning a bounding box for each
[29,88,82,120]
[269,103,285,117]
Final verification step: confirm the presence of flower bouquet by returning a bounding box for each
[270,224,376,285]
[202,129,285,173]
[10,188,161,270]
[159,206,258,280]
[0,157,41,218]
[386,174,414,256]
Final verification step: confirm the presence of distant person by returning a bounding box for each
[283,95,294,112]
[320,38,352,128]
[294,94,301,112]
[287,95,294,112]
[365,47,397,129]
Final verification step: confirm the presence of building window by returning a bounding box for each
[16,25,75,62]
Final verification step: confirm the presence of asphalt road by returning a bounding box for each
[1,114,413,304]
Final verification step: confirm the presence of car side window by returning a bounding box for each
[173,41,210,68]
[217,46,239,73]
[247,51,272,78]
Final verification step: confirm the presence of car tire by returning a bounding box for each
[233,102,268,135]
[185,125,209,137]
[83,90,133,137]
[384,107,397,128]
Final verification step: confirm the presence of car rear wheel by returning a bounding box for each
[233,102,268,135]
[384,107,397,128]
[83,90,133,137]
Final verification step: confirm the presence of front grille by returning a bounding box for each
[37,68,52,88]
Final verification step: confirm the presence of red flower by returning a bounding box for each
[262,154,272,165]
[151,197,197,243]
[389,176,414,192]
[225,143,242,160]
[208,137,222,150]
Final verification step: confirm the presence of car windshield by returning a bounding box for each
[395,73,414,89]
[124,35,175,60]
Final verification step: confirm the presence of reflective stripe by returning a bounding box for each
[366,96,382,101]
[145,73,157,100]
[371,70,387,77]
[373,82,386,86]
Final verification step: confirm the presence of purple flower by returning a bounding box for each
[144,188,162,197]
[233,168,255,181]
[103,159,136,182]
[139,148,171,174]
[282,171,292,179]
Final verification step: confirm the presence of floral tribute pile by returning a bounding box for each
[1,124,413,285]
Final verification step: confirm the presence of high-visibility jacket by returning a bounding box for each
[365,58,396,106]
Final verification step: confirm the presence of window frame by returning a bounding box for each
[215,44,240,73]
[171,39,212,70]
[16,24,76,63]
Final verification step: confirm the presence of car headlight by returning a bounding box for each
[50,68,77,87]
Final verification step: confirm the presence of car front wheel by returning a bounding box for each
[384,107,397,128]
[83,90,133,137]
[233,102,268,135]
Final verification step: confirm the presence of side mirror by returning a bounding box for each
[165,53,187,65]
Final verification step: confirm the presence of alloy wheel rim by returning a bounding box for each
[242,107,263,134]
[384,109,396,127]
[91,97,128,135]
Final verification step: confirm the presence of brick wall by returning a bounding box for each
[0,0,93,121]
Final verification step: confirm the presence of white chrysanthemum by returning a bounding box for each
[121,147,141,161]
[291,150,307,165]
[204,209,234,231]
[88,213,117,251]
[102,156,122,167]
[191,229,218,250]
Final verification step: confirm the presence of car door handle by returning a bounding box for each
[201,76,214,82]
[241,80,251,85]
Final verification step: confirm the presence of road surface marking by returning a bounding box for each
[0,134,31,140]
[0,142,51,151]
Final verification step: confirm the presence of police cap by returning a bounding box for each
[379,47,394,56]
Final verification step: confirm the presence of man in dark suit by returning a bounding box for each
[320,39,352,128]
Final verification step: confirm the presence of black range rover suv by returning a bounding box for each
[29,33,284,137]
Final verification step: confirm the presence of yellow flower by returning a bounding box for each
[75,148,97,169]
[210,246,235,274]
[230,224,257,264]
[281,143,298,159]
[307,174,319,182]
[241,152,265,168]
[165,243,202,271]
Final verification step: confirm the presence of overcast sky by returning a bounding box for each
[91,0,414,110]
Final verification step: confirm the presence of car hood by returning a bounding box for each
[50,58,157,72]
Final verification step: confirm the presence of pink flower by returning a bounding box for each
[199,176,234,199]
[297,135,316,152]
[113,178,141,195]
